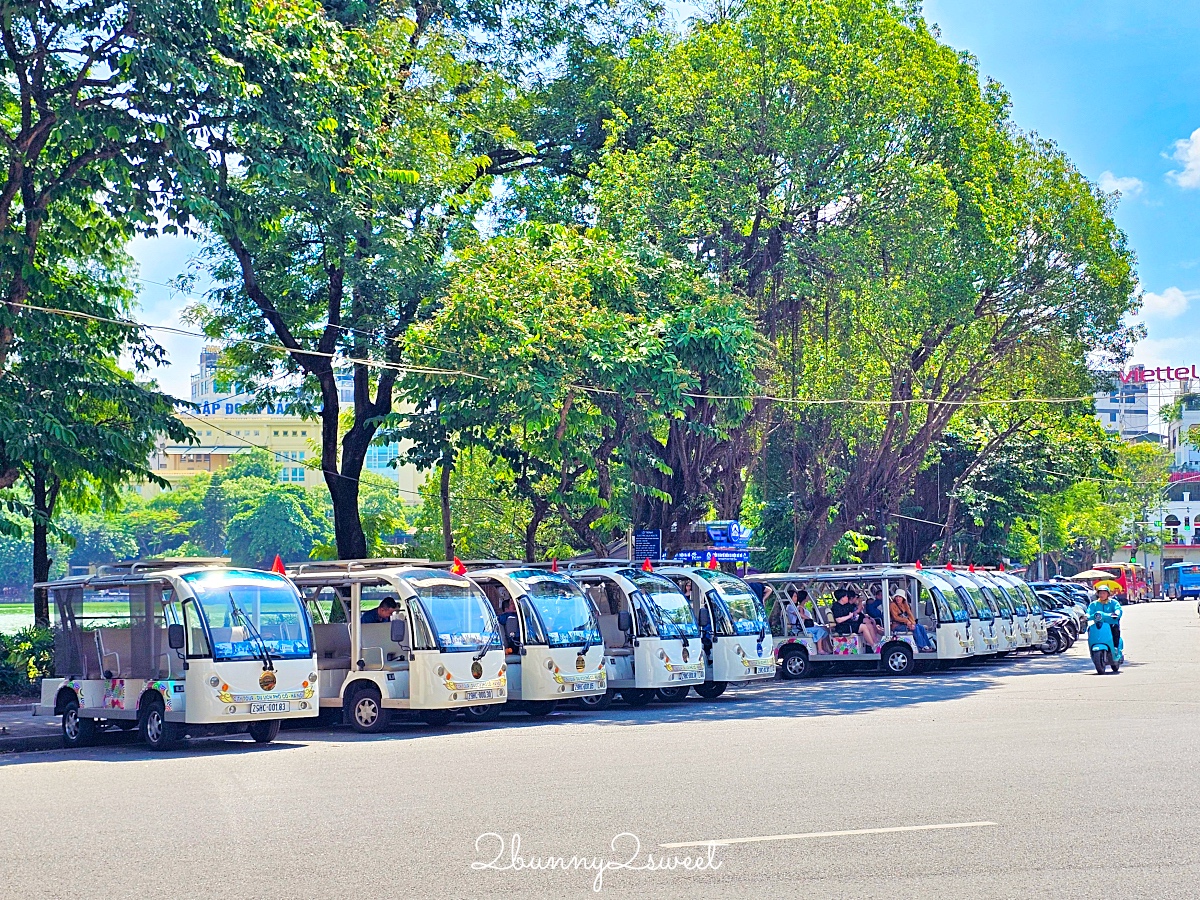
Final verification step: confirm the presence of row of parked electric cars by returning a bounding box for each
[34,558,1076,750]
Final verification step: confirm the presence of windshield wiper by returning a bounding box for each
[229,594,275,671]
[473,622,498,663]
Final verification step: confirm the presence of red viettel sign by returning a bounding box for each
[1120,365,1200,384]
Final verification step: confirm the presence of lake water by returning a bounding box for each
[0,606,34,635]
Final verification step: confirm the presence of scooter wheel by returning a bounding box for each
[1091,650,1108,675]
[1110,657,1121,674]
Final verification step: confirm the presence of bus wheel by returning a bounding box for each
[348,685,389,734]
[462,702,503,723]
[779,646,809,680]
[577,690,615,711]
[621,689,654,707]
[139,697,182,751]
[694,681,727,699]
[247,720,282,743]
[61,698,97,749]
[655,687,690,702]
[421,709,456,726]
[882,643,915,676]
[525,701,557,717]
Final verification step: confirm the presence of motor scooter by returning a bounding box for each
[1088,611,1123,674]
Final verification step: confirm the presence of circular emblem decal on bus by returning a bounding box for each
[575,654,586,672]
[471,661,483,680]
[259,670,277,691]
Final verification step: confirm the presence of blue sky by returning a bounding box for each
[131,0,1200,406]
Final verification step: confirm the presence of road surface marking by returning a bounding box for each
[660,820,997,849]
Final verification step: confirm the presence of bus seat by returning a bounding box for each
[597,614,632,655]
[96,628,133,677]
[360,622,397,645]
[313,623,352,669]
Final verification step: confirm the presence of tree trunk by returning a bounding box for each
[439,454,454,561]
[31,468,58,628]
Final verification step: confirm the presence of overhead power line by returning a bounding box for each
[22,299,1104,409]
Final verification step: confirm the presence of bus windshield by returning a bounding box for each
[693,570,767,635]
[953,581,992,621]
[979,584,1012,618]
[509,571,601,648]
[404,574,502,653]
[184,569,312,661]
[923,575,967,622]
[626,571,700,638]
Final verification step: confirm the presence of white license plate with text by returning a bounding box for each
[466,690,493,701]
[249,701,290,714]
[572,682,598,692]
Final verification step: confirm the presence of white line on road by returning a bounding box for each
[660,820,998,849]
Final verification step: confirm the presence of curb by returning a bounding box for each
[0,702,35,711]
[0,734,61,754]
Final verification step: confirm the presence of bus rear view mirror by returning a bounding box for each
[390,618,407,645]
[167,623,185,650]
[923,601,934,617]
[617,611,632,634]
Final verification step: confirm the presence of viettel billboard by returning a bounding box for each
[1119,365,1199,384]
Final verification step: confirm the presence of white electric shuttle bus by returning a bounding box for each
[464,565,607,718]
[992,571,1048,649]
[960,569,1022,653]
[656,564,775,698]
[289,561,506,730]
[37,560,318,750]
[935,567,1001,659]
[749,566,974,677]
[570,564,705,708]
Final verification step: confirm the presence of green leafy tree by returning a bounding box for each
[226,484,333,568]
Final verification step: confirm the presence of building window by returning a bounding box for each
[301,430,307,436]
[274,430,279,436]
[1109,413,1117,422]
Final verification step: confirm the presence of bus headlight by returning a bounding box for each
[208,675,221,687]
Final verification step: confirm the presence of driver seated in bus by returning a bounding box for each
[361,596,398,624]
[497,598,519,649]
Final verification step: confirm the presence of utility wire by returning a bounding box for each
[21,299,1109,410]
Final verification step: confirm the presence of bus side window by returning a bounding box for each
[406,601,435,651]
[182,599,211,658]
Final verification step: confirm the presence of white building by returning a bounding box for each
[1167,394,1200,471]
[1094,382,1150,440]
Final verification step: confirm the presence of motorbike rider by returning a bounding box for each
[1087,584,1123,652]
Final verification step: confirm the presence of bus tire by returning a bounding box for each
[347,685,389,734]
[462,702,503,723]
[655,687,690,702]
[247,720,282,743]
[577,689,615,711]
[882,643,915,676]
[694,681,728,699]
[139,696,182,751]
[525,701,557,717]
[61,698,97,749]
[779,646,809,680]
[621,689,654,707]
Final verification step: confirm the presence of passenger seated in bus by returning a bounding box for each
[796,591,833,654]
[832,588,881,650]
[783,590,804,636]
[889,589,935,652]
[865,585,884,626]
[361,597,398,624]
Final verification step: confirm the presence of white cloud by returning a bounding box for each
[1167,128,1200,188]
[1140,286,1195,319]
[1098,171,1143,197]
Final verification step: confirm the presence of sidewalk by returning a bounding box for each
[0,703,62,754]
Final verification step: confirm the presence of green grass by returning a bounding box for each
[0,601,131,634]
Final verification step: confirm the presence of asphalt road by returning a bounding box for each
[3,600,1199,899]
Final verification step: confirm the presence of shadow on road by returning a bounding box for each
[0,648,1113,766]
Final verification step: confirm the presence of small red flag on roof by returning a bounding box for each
[969,563,976,573]
[998,563,1006,572]
[551,558,559,573]
[707,555,720,570]
[914,560,923,570]
[641,558,654,572]
[946,561,955,571]
[451,557,467,575]
[271,554,286,575]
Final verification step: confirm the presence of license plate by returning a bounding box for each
[670,672,695,681]
[572,682,598,692]
[754,665,774,675]
[249,701,290,714]
[465,690,493,701]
